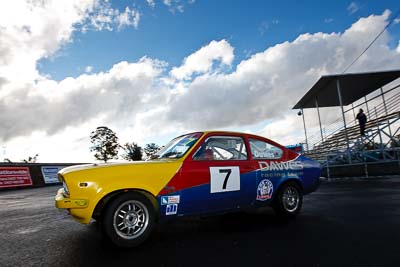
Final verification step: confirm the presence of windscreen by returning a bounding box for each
[157,132,203,159]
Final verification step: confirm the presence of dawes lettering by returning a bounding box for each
[258,161,303,171]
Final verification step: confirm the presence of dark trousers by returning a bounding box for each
[360,124,366,136]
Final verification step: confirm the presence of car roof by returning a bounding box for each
[184,130,279,146]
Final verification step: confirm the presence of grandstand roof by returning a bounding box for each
[293,69,400,109]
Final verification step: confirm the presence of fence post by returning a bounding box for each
[336,79,352,164]
[380,87,393,138]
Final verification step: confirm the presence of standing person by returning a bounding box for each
[356,109,367,136]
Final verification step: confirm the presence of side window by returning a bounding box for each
[249,138,283,159]
[193,136,248,161]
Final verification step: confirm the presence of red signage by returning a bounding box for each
[0,167,32,188]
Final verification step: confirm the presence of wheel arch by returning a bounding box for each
[271,178,303,219]
[92,188,160,221]
[274,178,303,200]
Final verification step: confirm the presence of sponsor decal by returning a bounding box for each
[41,166,64,184]
[0,167,32,188]
[257,179,273,201]
[166,204,178,215]
[260,171,300,179]
[161,195,180,205]
[258,160,303,171]
[254,151,275,158]
[287,172,300,178]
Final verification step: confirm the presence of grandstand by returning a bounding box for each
[293,70,400,177]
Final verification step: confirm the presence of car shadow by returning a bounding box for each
[60,208,304,266]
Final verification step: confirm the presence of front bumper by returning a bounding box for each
[55,188,89,209]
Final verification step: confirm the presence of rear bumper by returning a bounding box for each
[304,177,320,194]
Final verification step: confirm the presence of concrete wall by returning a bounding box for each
[0,163,86,190]
[323,161,400,177]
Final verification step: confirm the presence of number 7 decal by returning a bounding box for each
[210,166,240,193]
[219,169,232,189]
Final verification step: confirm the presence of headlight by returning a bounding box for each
[58,173,69,197]
[62,180,70,197]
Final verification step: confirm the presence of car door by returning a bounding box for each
[177,134,258,215]
[248,137,300,205]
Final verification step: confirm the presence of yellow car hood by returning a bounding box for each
[59,159,183,197]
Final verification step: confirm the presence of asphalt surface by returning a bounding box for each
[1,178,400,267]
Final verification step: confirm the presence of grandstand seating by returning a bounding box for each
[303,85,400,165]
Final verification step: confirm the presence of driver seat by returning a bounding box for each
[203,149,214,160]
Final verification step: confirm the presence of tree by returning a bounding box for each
[144,143,161,159]
[121,142,143,161]
[21,154,38,163]
[90,126,119,163]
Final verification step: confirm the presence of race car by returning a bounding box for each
[55,131,321,247]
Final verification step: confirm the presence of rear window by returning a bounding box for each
[249,138,283,159]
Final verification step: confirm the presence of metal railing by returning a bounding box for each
[304,83,400,151]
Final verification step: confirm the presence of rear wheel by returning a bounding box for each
[273,182,302,219]
[102,192,155,247]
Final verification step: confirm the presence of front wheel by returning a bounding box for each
[273,182,303,219]
[102,192,155,247]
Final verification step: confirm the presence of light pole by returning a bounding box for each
[298,109,308,152]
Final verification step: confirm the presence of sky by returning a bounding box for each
[1,0,400,163]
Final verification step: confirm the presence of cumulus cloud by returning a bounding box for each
[170,40,234,80]
[164,11,398,130]
[0,0,97,86]
[1,9,400,162]
[258,115,303,145]
[0,57,167,140]
[0,0,141,89]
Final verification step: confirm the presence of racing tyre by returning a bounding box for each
[273,182,303,219]
[102,192,155,247]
